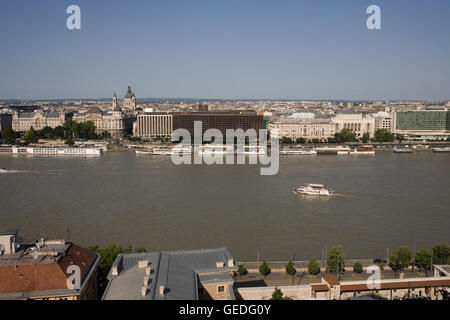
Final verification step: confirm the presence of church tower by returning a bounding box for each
[112,92,118,110]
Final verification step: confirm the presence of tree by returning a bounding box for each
[23,127,38,145]
[285,260,296,276]
[295,137,306,144]
[259,261,271,277]
[87,244,145,299]
[53,126,65,139]
[361,132,370,143]
[1,128,18,144]
[374,129,395,142]
[327,245,345,274]
[398,246,413,268]
[308,257,320,275]
[280,136,293,144]
[39,126,54,139]
[334,128,357,143]
[432,242,450,265]
[237,264,247,276]
[389,250,403,278]
[353,262,363,273]
[414,248,431,271]
[65,137,75,145]
[271,287,285,300]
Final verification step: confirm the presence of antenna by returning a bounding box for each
[66,226,70,242]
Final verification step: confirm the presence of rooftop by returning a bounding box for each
[103,247,237,300]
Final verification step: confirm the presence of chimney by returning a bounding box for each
[143,276,150,286]
[159,285,165,295]
[145,267,152,276]
[138,260,148,269]
[141,287,147,297]
[228,259,235,267]
[216,261,225,268]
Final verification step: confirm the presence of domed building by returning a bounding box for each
[122,85,136,110]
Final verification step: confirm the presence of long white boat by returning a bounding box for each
[12,147,102,155]
[432,147,450,153]
[293,184,333,196]
[280,149,317,155]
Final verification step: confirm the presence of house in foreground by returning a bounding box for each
[102,247,237,300]
[0,229,99,300]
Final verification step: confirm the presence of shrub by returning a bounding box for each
[353,262,363,273]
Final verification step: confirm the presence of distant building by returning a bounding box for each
[102,248,237,300]
[0,229,99,300]
[134,113,173,138]
[122,86,136,110]
[12,110,71,132]
[393,110,450,140]
[373,112,393,132]
[332,112,375,138]
[73,108,133,139]
[198,104,209,112]
[171,112,265,137]
[0,114,12,131]
[268,118,336,141]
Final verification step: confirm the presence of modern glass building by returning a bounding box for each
[395,111,450,131]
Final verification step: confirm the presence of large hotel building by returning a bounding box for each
[134,111,265,138]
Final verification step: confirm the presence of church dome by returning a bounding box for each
[125,85,135,99]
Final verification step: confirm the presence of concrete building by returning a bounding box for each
[103,248,237,300]
[373,112,393,132]
[268,118,336,141]
[134,113,173,138]
[331,111,375,138]
[0,113,12,131]
[0,229,99,300]
[392,110,450,140]
[73,108,134,139]
[12,110,71,132]
[171,111,265,137]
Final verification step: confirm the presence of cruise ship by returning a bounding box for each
[280,149,317,155]
[11,147,102,156]
[294,184,333,196]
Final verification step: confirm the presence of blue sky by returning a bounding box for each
[0,0,449,100]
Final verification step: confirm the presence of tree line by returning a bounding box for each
[0,120,111,145]
[280,128,402,144]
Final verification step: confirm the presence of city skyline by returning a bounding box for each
[1,0,450,101]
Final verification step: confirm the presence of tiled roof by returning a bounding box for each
[0,243,97,296]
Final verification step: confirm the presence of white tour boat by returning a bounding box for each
[293,184,333,196]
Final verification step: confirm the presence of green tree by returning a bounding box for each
[259,261,271,277]
[295,137,306,144]
[397,246,413,268]
[389,250,403,278]
[64,137,75,145]
[334,128,357,143]
[432,242,450,265]
[374,129,395,142]
[237,264,247,276]
[308,257,320,275]
[361,132,370,143]
[327,245,345,274]
[23,127,38,145]
[39,126,54,139]
[414,248,431,271]
[87,244,145,299]
[270,287,285,300]
[53,126,65,139]
[353,262,363,273]
[1,128,18,144]
[285,260,296,276]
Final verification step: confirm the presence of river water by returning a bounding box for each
[0,151,449,261]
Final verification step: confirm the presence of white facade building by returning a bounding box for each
[331,112,375,138]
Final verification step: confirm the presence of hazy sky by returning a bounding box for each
[1,0,449,100]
